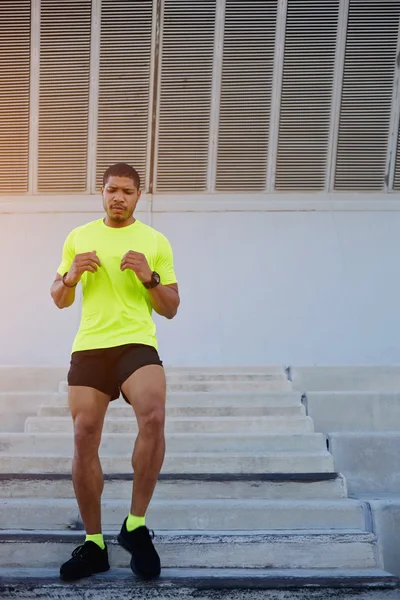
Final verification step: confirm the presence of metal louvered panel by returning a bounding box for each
[216,1,277,191]
[96,1,153,191]
[156,1,216,191]
[0,1,30,193]
[275,0,339,191]
[38,0,91,192]
[395,126,400,190]
[335,1,400,191]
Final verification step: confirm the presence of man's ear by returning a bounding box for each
[100,186,104,194]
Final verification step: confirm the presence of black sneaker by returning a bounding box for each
[60,541,110,581]
[117,519,161,579]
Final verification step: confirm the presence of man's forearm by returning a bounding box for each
[148,284,179,319]
[51,279,76,309]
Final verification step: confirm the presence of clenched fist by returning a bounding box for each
[64,251,102,286]
[121,251,152,283]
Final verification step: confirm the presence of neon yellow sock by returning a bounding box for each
[126,513,146,532]
[85,533,105,550]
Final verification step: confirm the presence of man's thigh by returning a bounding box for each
[68,349,114,431]
[68,385,110,426]
[121,365,166,420]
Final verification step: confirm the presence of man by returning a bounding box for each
[50,162,180,582]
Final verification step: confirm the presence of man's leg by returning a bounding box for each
[121,365,166,517]
[60,386,111,582]
[117,364,166,579]
[69,386,110,534]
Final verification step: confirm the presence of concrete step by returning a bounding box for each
[1,568,398,599]
[56,390,302,404]
[0,391,305,432]
[291,366,400,392]
[0,497,366,531]
[165,366,286,373]
[49,391,302,408]
[0,530,382,570]
[57,379,293,393]
[0,451,335,474]
[0,392,59,408]
[0,367,67,392]
[165,371,288,382]
[0,452,335,473]
[0,392,59,433]
[328,432,400,495]
[37,404,308,421]
[360,495,400,578]
[1,391,302,407]
[306,391,400,433]
[0,432,327,454]
[26,415,314,435]
[164,366,286,374]
[0,473,348,500]
[0,367,286,392]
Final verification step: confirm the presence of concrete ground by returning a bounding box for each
[0,568,399,600]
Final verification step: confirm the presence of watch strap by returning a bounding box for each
[143,272,160,289]
[62,272,78,288]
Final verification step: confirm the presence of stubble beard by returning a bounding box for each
[107,207,135,225]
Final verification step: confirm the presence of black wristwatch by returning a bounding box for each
[143,271,160,289]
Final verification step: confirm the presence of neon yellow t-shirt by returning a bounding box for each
[57,218,177,353]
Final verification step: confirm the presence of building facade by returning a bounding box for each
[1,0,400,367]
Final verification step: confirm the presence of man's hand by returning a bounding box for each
[121,251,152,283]
[64,251,102,286]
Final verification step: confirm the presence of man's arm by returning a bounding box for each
[50,274,77,309]
[148,283,180,319]
[121,251,179,319]
[51,251,102,310]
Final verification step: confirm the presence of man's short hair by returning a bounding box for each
[103,163,141,190]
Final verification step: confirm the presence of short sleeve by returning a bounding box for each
[56,229,77,276]
[154,233,177,286]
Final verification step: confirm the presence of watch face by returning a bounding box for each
[144,272,160,289]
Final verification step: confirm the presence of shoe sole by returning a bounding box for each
[59,564,110,582]
[117,533,161,580]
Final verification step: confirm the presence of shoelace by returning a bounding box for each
[71,544,90,559]
[127,525,155,539]
[132,527,156,549]
[139,528,155,540]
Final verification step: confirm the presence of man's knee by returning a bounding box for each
[138,403,165,437]
[73,417,102,456]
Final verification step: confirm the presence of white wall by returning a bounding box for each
[1,203,400,367]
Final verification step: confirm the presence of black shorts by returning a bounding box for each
[67,344,163,402]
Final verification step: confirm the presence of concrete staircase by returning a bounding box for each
[0,366,398,599]
[293,366,400,581]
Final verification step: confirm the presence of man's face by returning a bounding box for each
[101,175,141,224]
